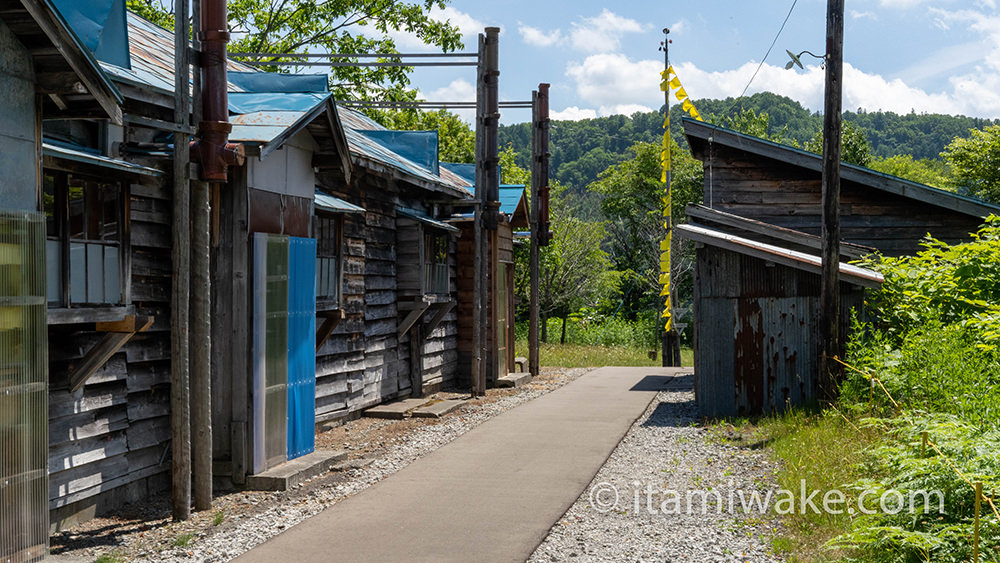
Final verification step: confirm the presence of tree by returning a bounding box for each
[804,121,874,167]
[375,109,474,163]
[868,154,952,190]
[941,125,1000,203]
[715,107,797,147]
[587,139,702,322]
[127,0,463,101]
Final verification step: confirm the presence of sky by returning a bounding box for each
[382,0,1000,124]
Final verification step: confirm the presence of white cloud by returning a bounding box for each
[551,106,598,120]
[366,6,489,51]
[598,103,655,117]
[519,23,562,47]
[850,10,877,20]
[566,53,663,111]
[569,10,649,53]
[419,79,476,122]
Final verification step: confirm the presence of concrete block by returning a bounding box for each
[411,399,467,419]
[245,449,348,491]
[496,373,531,388]
[362,398,430,419]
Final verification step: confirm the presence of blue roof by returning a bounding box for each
[229,71,328,94]
[499,185,526,216]
[357,130,439,175]
[52,0,130,68]
[441,162,475,186]
[228,92,330,114]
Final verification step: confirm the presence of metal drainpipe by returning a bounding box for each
[191,0,245,512]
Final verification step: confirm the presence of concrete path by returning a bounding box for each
[235,367,687,563]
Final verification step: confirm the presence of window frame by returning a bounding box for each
[44,169,130,314]
[313,211,344,311]
[422,229,450,296]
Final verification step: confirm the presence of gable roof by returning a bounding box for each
[683,118,1000,219]
[3,0,123,123]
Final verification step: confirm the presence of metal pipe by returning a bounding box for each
[197,0,244,181]
[230,51,478,58]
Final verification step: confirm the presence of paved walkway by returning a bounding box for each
[235,367,688,563]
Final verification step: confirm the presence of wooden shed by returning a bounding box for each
[676,222,883,417]
[683,118,1000,255]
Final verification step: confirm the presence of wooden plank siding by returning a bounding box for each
[48,148,174,526]
[687,129,996,256]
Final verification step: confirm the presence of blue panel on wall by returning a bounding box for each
[286,237,317,460]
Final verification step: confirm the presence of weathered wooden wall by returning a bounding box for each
[48,148,173,528]
[694,149,987,256]
[692,244,864,417]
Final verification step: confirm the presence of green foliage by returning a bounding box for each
[804,121,874,167]
[713,107,798,147]
[868,154,953,190]
[942,125,1000,203]
[855,217,1000,350]
[846,109,999,160]
[374,109,474,163]
[228,0,461,101]
[172,532,196,547]
[126,0,173,28]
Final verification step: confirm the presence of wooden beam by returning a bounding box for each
[316,309,345,350]
[67,315,154,392]
[398,301,430,338]
[422,300,455,339]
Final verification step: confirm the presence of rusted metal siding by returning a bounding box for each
[694,244,867,417]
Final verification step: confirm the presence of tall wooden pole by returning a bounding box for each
[819,0,844,399]
[472,33,485,396]
[171,0,192,522]
[529,84,549,378]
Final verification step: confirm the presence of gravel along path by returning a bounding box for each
[50,368,589,563]
[529,374,783,563]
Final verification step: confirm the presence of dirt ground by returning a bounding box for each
[49,367,583,562]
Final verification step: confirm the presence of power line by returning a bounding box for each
[738,0,799,100]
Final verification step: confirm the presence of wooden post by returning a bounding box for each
[819,0,844,400]
[974,481,982,563]
[528,87,544,378]
[471,32,485,397]
[171,0,192,521]
[921,431,928,458]
[484,27,500,388]
[191,178,212,511]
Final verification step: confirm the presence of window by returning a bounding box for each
[424,232,449,295]
[44,171,126,307]
[314,214,342,307]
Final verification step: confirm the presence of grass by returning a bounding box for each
[513,339,693,368]
[172,532,196,547]
[756,410,879,562]
[94,553,125,563]
[212,511,225,526]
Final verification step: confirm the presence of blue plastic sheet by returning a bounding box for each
[357,130,440,175]
[228,92,329,114]
[51,0,130,68]
[229,71,329,94]
[441,162,475,185]
[286,237,316,460]
[499,185,526,216]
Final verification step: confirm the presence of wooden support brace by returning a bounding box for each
[69,315,153,392]
[398,301,430,338]
[422,300,456,340]
[316,309,345,351]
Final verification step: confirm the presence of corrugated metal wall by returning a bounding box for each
[0,211,48,561]
[694,245,864,417]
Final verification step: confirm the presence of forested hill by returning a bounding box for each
[498,91,999,191]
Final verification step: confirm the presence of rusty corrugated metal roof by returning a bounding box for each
[676,223,884,287]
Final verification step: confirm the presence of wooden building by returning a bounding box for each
[452,184,530,384]
[676,221,883,417]
[683,118,1000,255]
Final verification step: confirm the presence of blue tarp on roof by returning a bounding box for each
[441,162,475,186]
[229,72,329,94]
[228,92,330,114]
[499,185,525,216]
[52,0,130,68]
[357,131,440,176]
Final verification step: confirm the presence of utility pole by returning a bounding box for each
[819,0,844,399]
[660,27,681,367]
[529,83,550,378]
[171,0,192,522]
